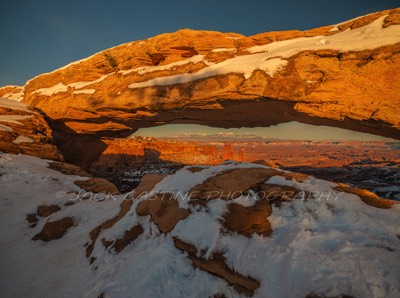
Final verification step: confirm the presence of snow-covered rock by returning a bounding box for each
[0,98,62,160]
[1,153,399,297]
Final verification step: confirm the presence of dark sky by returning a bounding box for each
[0,0,398,86]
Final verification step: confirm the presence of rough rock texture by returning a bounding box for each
[90,136,244,175]
[36,205,61,217]
[0,99,63,161]
[136,193,191,233]
[133,174,167,197]
[334,184,396,209]
[102,224,144,253]
[74,178,120,194]
[16,8,400,143]
[32,217,74,241]
[174,238,261,296]
[222,201,273,237]
[189,167,280,202]
[85,173,165,260]
[0,86,24,101]
[47,161,91,177]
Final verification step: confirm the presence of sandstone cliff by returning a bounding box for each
[12,8,400,140]
[0,98,62,160]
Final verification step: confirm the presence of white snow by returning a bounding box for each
[328,11,375,32]
[69,74,111,89]
[0,114,34,125]
[12,135,34,144]
[0,153,121,298]
[0,97,33,113]
[129,15,400,89]
[33,74,110,97]
[32,82,68,96]
[247,15,399,56]
[129,56,286,88]
[211,48,237,52]
[72,89,96,95]
[0,124,13,132]
[0,86,24,102]
[120,55,211,76]
[0,153,399,297]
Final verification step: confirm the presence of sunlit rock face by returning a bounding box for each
[15,8,400,140]
[0,98,62,161]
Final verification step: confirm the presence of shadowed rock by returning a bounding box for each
[136,193,190,233]
[222,201,272,237]
[174,238,260,296]
[189,168,280,202]
[37,204,61,217]
[74,178,120,194]
[102,225,144,253]
[48,161,91,177]
[85,173,166,259]
[32,217,74,241]
[133,174,167,198]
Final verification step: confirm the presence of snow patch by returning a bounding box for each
[129,15,400,89]
[328,11,375,32]
[33,74,110,97]
[72,89,96,95]
[0,115,34,125]
[0,124,13,132]
[32,82,68,96]
[129,56,287,88]
[12,136,34,144]
[69,74,110,89]
[0,97,33,113]
[0,86,24,102]
[211,48,237,53]
[247,15,398,56]
[120,55,210,76]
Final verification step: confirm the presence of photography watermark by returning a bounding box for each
[56,189,344,203]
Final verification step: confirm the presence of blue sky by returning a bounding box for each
[0,0,398,86]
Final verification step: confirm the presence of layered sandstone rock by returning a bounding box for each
[0,85,24,101]
[0,98,62,160]
[14,8,400,140]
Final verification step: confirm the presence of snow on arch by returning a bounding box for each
[129,15,400,89]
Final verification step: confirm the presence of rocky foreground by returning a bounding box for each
[0,153,399,297]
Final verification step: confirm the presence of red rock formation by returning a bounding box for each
[32,217,74,242]
[136,193,190,233]
[0,86,24,101]
[0,98,62,161]
[10,8,399,141]
[89,137,245,174]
